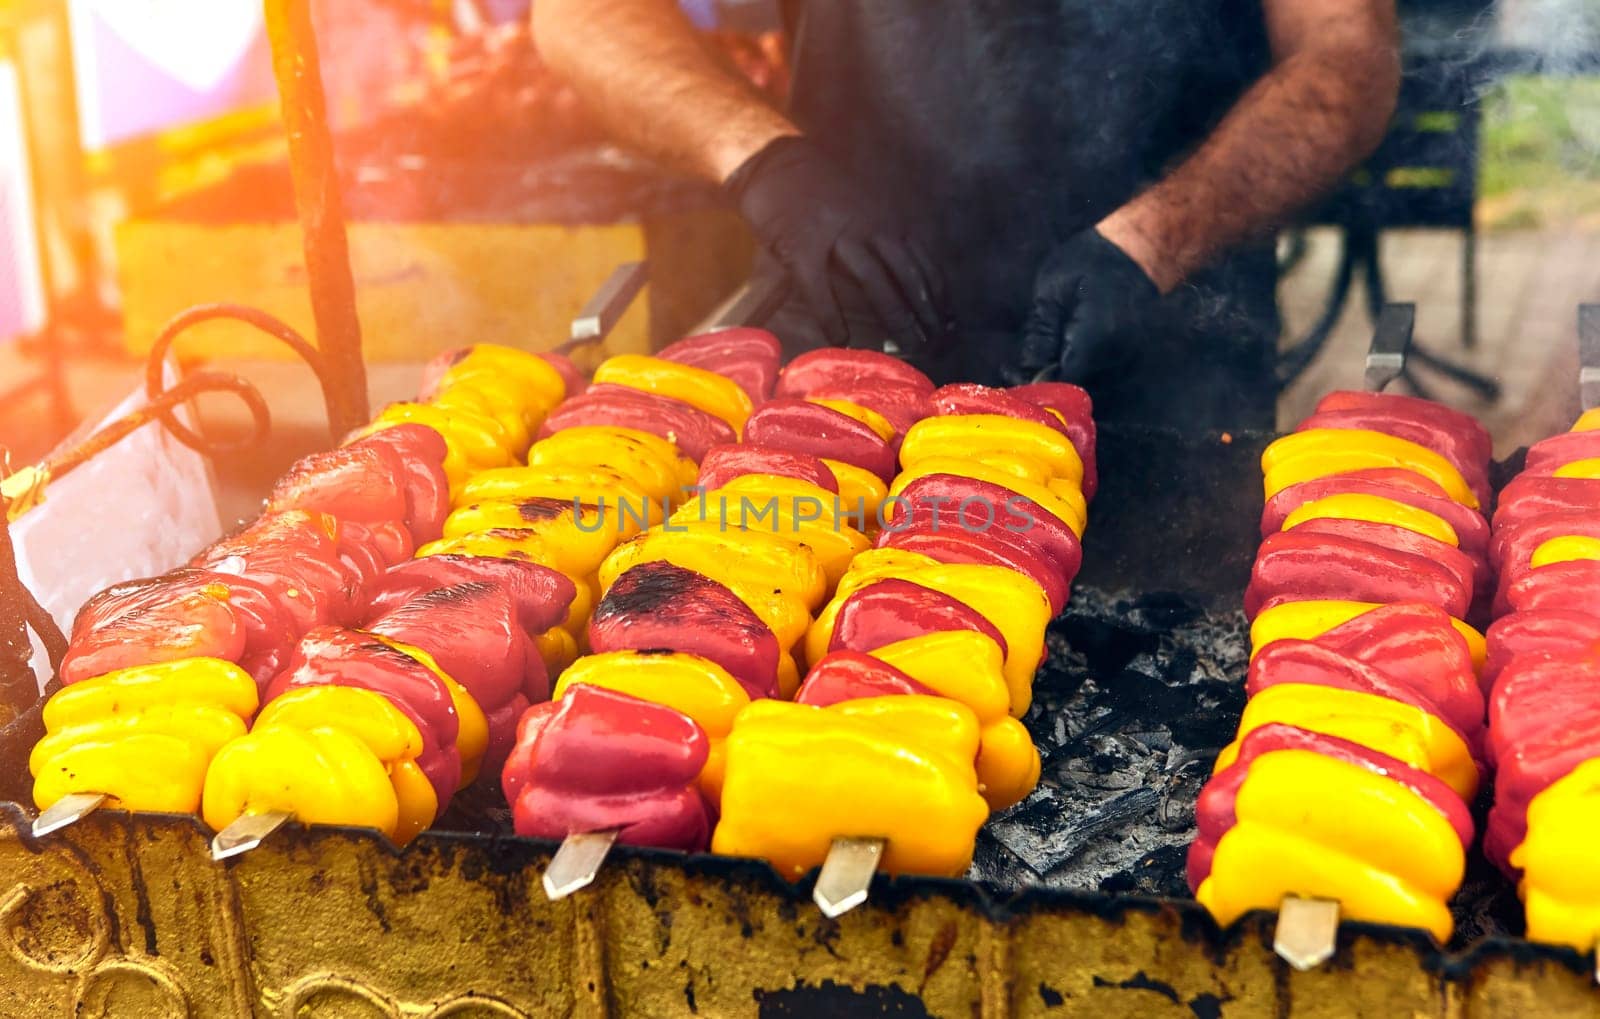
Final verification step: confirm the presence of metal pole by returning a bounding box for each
[262,0,369,435]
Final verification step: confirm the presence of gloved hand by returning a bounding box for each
[1007,229,1161,385]
[726,136,947,353]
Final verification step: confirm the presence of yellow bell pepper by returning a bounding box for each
[251,686,437,845]
[670,477,870,589]
[554,650,750,802]
[455,465,663,522]
[442,501,633,578]
[1197,751,1460,942]
[1553,457,1600,480]
[429,383,532,457]
[1282,493,1459,547]
[889,457,1086,537]
[42,658,258,729]
[202,725,401,838]
[823,459,888,529]
[954,450,1057,485]
[1261,429,1477,509]
[1214,683,1478,800]
[441,343,568,408]
[355,419,469,493]
[592,354,753,432]
[901,414,1085,489]
[869,631,1041,809]
[777,650,801,700]
[1513,757,1600,951]
[529,426,699,505]
[31,659,259,813]
[431,368,552,433]
[807,549,1051,714]
[1530,535,1600,568]
[373,402,518,472]
[416,529,563,575]
[535,626,580,675]
[381,638,489,790]
[1249,599,1486,674]
[806,398,897,442]
[713,696,990,879]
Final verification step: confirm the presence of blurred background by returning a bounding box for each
[1,0,1598,507]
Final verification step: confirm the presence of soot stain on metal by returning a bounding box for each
[1092,971,1181,1004]
[920,920,959,989]
[356,858,392,934]
[122,821,160,956]
[754,979,933,1018]
[1038,982,1065,1007]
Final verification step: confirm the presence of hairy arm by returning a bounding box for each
[1098,0,1400,292]
[533,0,798,182]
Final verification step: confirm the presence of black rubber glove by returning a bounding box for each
[1007,229,1161,384]
[726,136,947,352]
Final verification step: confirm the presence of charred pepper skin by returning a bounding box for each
[502,685,713,852]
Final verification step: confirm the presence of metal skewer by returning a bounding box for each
[542,829,621,900]
[1273,895,1340,971]
[563,261,649,351]
[210,811,293,861]
[1363,303,1414,393]
[813,836,886,919]
[31,792,107,838]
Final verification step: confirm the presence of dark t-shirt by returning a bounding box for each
[766,0,1281,429]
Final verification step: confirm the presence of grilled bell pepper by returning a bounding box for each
[1261,429,1478,510]
[537,386,736,463]
[1295,408,1491,509]
[823,458,889,529]
[697,444,839,493]
[593,354,754,432]
[429,383,533,456]
[31,659,259,814]
[443,499,632,578]
[773,348,935,399]
[712,697,988,878]
[1261,469,1489,566]
[1282,492,1458,546]
[62,571,256,684]
[1194,748,1462,942]
[1188,723,1474,892]
[454,465,662,522]
[1512,757,1600,950]
[1284,517,1479,600]
[1004,382,1097,500]
[419,343,568,411]
[887,472,1085,571]
[827,578,1009,658]
[807,398,898,445]
[802,381,933,439]
[365,554,575,636]
[658,327,782,405]
[1523,429,1600,476]
[588,561,782,699]
[553,650,750,802]
[876,527,1069,619]
[1249,600,1486,675]
[267,444,410,534]
[345,424,451,545]
[795,650,934,704]
[869,631,1041,809]
[1484,609,1600,692]
[1492,474,1600,535]
[900,414,1085,491]
[1215,682,1479,800]
[889,458,1086,537]
[1313,390,1492,465]
[372,401,518,473]
[203,725,402,838]
[807,550,1051,712]
[743,399,898,482]
[669,476,871,589]
[529,425,699,501]
[1243,530,1471,620]
[1502,560,1600,617]
[502,684,713,850]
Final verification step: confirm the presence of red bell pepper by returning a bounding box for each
[588,560,781,700]
[1312,391,1492,466]
[1244,531,1472,620]
[1492,475,1600,532]
[347,424,451,544]
[828,578,1009,658]
[886,475,1082,579]
[501,684,712,851]
[1523,429,1600,476]
[1259,468,1490,567]
[267,444,408,531]
[61,572,247,684]
[876,526,1070,615]
[537,351,586,399]
[773,348,935,399]
[265,626,463,809]
[658,327,782,405]
[1484,609,1600,692]
[368,580,546,708]
[1188,723,1475,892]
[1005,381,1098,500]
[365,554,576,637]
[1502,559,1600,617]
[696,444,840,494]
[537,386,736,462]
[1285,517,1478,599]
[1486,721,1600,872]
[742,399,898,482]
[802,381,933,439]
[1296,408,1491,509]
[795,650,935,705]
[1311,602,1483,723]
[195,511,366,631]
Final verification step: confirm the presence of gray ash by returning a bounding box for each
[970,586,1247,898]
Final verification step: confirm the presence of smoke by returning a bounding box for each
[1496,0,1600,75]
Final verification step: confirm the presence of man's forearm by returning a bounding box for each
[534,0,798,182]
[1099,31,1400,293]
